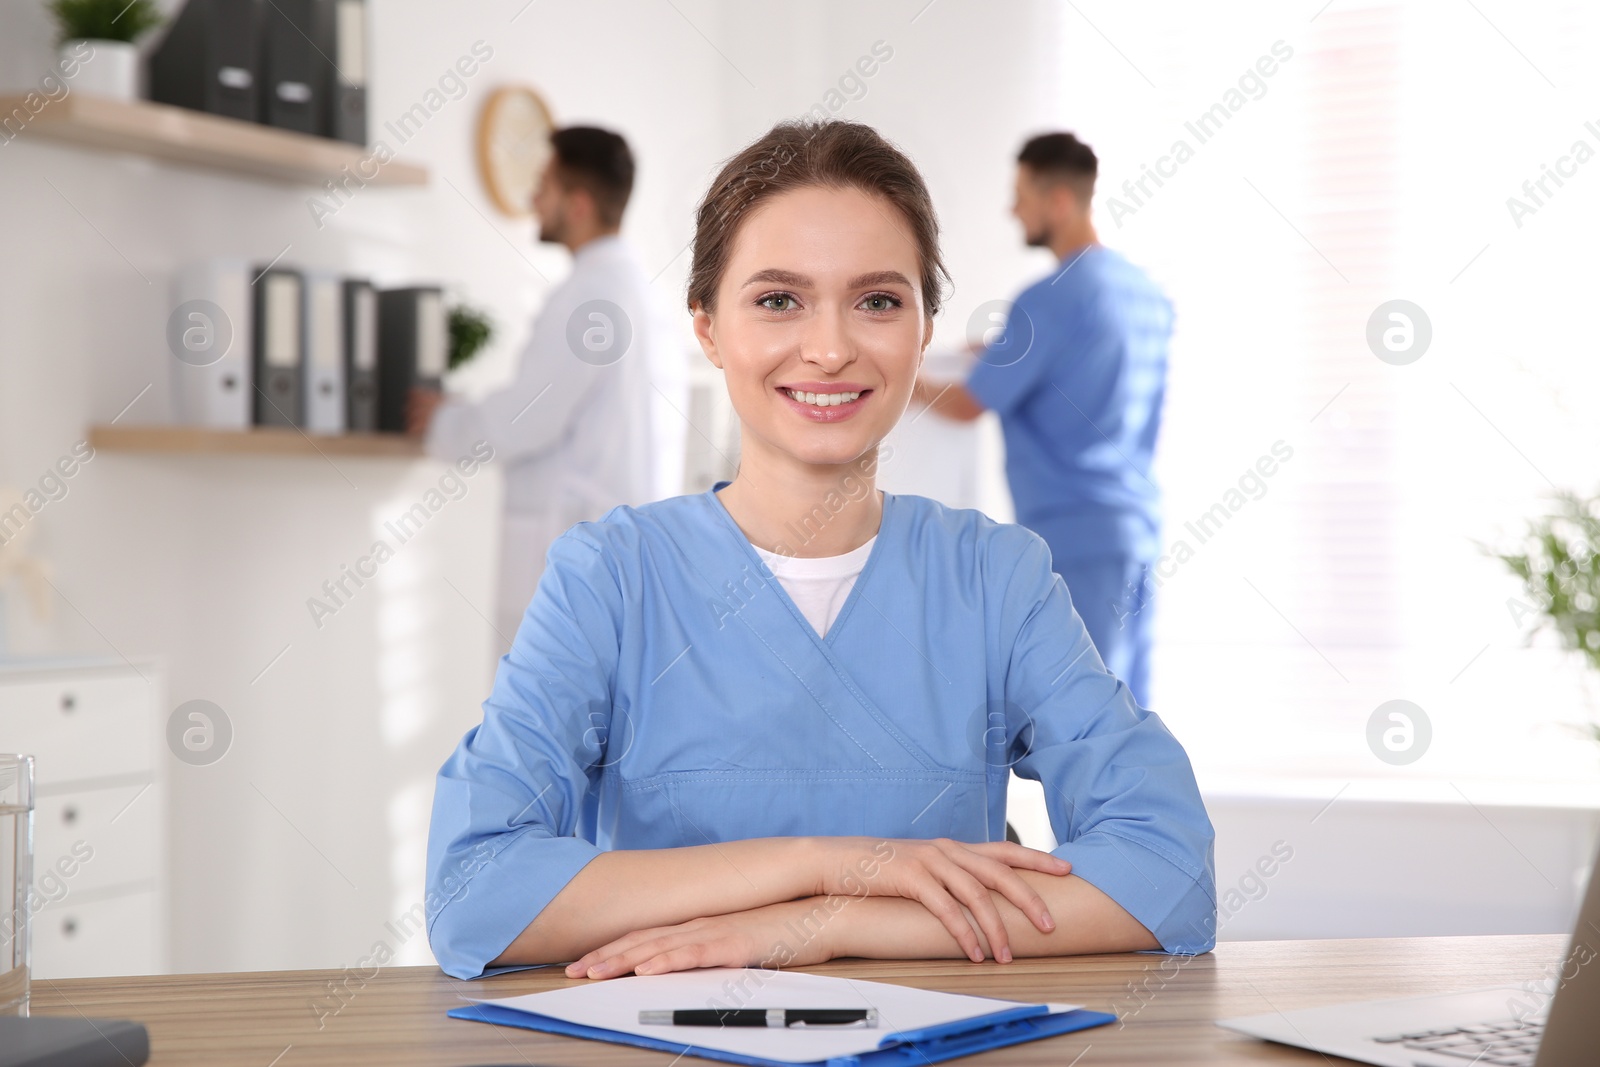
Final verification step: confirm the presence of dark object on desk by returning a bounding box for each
[0,1016,149,1067]
[258,0,324,135]
[252,267,305,428]
[343,279,379,432]
[148,0,264,123]
[377,288,447,433]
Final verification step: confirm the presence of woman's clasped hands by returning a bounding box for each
[564,836,1072,979]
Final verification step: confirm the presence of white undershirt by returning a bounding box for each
[752,537,877,637]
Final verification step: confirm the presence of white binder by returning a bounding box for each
[169,259,252,429]
[303,271,346,434]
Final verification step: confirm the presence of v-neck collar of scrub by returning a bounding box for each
[702,481,892,648]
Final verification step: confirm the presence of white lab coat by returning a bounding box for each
[425,234,687,655]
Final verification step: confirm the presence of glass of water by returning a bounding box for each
[1,754,34,1016]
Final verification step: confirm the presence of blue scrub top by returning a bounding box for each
[966,245,1172,561]
[425,486,1215,978]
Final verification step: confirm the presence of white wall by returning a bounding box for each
[1209,790,1600,940]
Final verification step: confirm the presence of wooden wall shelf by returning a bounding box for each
[90,424,425,459]
[2,93,428,187]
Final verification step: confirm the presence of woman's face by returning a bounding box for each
[694,184,933,470]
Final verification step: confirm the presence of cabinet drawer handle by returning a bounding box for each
[61,805,78,825]
[60,692,76,713]
[62,918,78,937]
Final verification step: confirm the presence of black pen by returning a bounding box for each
[639,1008,879,1029]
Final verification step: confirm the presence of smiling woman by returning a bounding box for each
[424,119,1217,981]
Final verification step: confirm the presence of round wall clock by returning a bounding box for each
[476,85,556,217]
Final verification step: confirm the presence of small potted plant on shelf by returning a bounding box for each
[448,304,495,371]
[406,304,495,436]
[46,0,164,102]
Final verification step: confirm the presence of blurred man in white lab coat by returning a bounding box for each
[411,126,686,657]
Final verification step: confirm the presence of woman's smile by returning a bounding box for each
[777,380,874,422]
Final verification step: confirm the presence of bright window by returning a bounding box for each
[1041,0,1600,794]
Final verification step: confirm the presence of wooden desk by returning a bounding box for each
[29,935,1564,1065]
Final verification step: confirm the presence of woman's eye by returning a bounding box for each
[861,292,901,313]
[759,293,798,312]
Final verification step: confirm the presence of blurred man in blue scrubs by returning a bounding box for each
[913,132,1171,706]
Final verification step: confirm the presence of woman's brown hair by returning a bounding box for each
[686,119,951,319]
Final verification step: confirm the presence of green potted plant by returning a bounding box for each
[406,305,495,436]
[46,0,164,101]
[448,304,495,371]
[1493,489,1600,744]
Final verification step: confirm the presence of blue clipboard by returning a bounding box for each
[447,999,1116,1066]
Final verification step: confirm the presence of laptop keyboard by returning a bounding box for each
[1371,1019,1543,1065]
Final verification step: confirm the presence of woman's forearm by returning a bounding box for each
[823,871,1160,962]
[491,836,821,966]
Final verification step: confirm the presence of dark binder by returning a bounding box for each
[376,287,447,433]
[259,0,327,135]
[322,0,367,144]
[253,267,305,427]
[147,0,264,122]
[343,279,379,431]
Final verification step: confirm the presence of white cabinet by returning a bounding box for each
[0,660,166,977]
[31,890,161,980]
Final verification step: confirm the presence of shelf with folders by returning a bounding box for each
[0,92,427,187]
[5,0,423,186]
[108,260,449,459]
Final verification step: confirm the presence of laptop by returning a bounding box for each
[1218,846,1599,1067]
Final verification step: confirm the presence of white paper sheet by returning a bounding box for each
[467,967,1085,1064]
